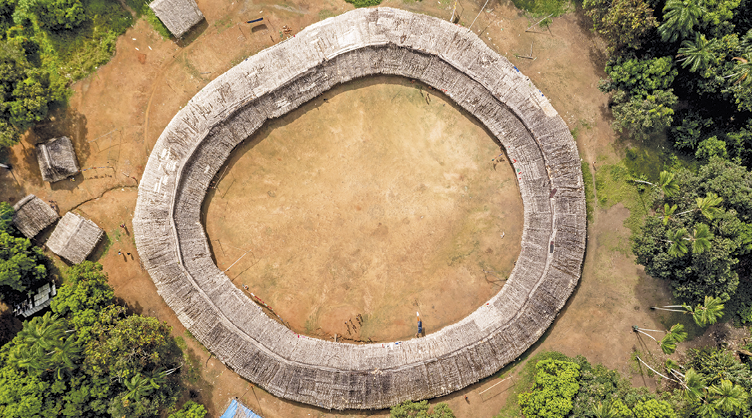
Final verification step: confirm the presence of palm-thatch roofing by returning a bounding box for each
[12,194,59,238]
[47,212,103,264]
[36,136,80,183]
[149,0,204,38]
[133,8,586,410]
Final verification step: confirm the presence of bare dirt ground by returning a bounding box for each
[0,0,707,416]
[204,76,522,343]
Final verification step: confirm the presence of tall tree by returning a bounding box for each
[659,0,704,42]
[678,34,717,72]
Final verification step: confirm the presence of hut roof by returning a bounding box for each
[12,194,59,238]
[149,0,204,38]
[133,8,586,410]
[36,136,80,183]
[46,212,103,264]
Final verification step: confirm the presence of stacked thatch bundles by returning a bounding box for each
[12,194,59,238]
[149,0,204,38]
[47,212,103,264]
[36,136,79,183]
[133,7,586,410]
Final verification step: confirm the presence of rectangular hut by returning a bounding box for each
[36,136,80,183]
[46,212,104,264]
[12,194,59,238]
[149,0,204,38]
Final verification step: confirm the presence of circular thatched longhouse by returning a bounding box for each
[133,7,586,410]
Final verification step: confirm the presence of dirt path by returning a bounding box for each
[0,0,690,416]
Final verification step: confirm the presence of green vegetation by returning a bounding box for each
[0,203,48,303]
[632,158,752,317]
[390,400,455,417]
[168,401,207,418]
[0,261,207,417]
[581,161,595,221]
[582,0,752,320]
[0,0,173,149]
[345,0,383,8]
[518,359,581,418]
[512,0,571,17]
[495,351,680,418]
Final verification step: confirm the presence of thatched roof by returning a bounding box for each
[150,0,204,38]
[47,212,103,264]
[12,194,59,238]
[36,136,79,183]
[133,8,586,410]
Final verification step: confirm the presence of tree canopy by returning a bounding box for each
[0,262,199,417]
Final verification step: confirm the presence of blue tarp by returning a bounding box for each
[220,399,263,418]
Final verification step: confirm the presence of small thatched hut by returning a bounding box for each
[12,194,59,238]
[149,0,204,38]
[46,212,103,264]
[36,136,80,183]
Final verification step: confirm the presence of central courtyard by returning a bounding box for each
[204,76,523,343]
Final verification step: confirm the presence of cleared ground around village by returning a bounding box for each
[0,0,691,416]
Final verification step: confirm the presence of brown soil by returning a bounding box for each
[204,76,521,343]
[0,0,708,416]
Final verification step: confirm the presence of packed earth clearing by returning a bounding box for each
[204,76,523,343]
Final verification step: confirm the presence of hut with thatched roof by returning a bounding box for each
[46,212,103,264]
[36,136,80,183]
[149,0,204,38]
[133,8,586,410]
[12,194,59,238]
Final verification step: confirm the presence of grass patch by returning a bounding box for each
[126,0,172,39]
[511,0,571,17]
[493,351,570,418]
[596,139,694,233]
[99,233,112,257]
[318,9,336,20]
[345,0,383,8]
[581,161,595,222]
[594,163,649,233]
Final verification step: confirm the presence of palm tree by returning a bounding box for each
[677,34,716,72]
[683,368,706,401]
[651,296,724,326]
[690,224,712,254]
[663,203,678,225]
[632,325,663,342]
[48,335,82,380]
[675,193,724,219]
[697,193,723,220]
[634,354,678,382]
[660,324,688,354]
[687,295,725,326]
[123,373,158,402]
[630,171,679,197]
[708,379,748,414]
[726,55,752,87]
[8,347,50,374]
[659,0,704,43]
[592,401,621,418]
[17,312,65,351]
[665,224,713,257]
[667,228,690,257]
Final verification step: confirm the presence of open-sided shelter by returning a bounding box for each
[46,212,103,264]
[36,136,80,183]
[149,0,204,38]
[12,194,59,238]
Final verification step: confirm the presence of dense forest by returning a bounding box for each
[579,0,752,322]
[0,205,207,417]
